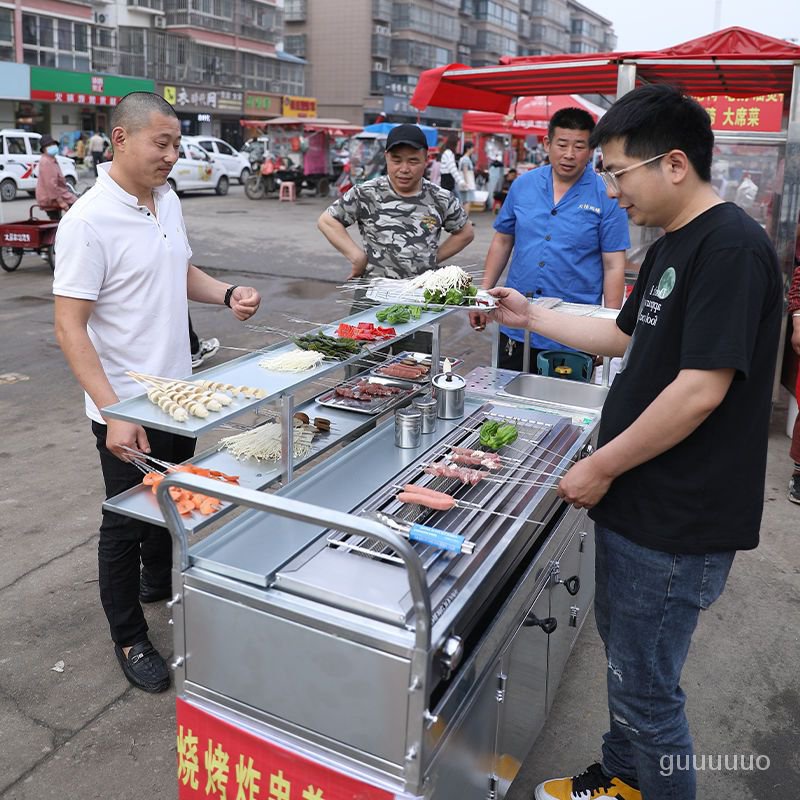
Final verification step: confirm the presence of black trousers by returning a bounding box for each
[497,332,543,373]
[188,312,199,355]
[92,421,195,646]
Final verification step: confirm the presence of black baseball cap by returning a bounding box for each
[385,124,428,152]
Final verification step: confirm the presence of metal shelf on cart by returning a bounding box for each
[102,398,391,532]
[99,305,454,437]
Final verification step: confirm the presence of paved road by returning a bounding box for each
[0,188,797,799]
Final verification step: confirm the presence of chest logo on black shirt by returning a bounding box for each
[654,267,676,300]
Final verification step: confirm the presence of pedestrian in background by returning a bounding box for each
[35,134,77,220]
[459,140,476,207]
[88,130,105,175]
[788,231,800,503]
[439,134,461,194]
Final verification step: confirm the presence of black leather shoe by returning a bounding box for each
[139,570,171,603]
[114,640,170,693]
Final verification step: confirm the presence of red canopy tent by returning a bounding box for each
[411,27,800,112]
[462,94,603,136]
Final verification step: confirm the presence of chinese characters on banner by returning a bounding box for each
[693,94,784,132]
[176,699,394,800]
[162,86,244,113]
[282,95,318,118]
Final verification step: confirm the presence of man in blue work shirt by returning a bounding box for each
[470,107,630,371]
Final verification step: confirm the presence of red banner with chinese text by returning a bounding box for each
[176,698,396,800]
[693,94,784,132]
[31,90,120,106]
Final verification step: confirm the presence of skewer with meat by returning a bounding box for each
[424,463,487,486]
[446,447,503,470]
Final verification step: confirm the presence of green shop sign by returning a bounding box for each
[30,68,154,106]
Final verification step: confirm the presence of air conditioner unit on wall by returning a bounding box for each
[153,16,167,29]
[94,12,107,24]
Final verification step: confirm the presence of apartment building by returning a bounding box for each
[0,0,305,143]
[285,0,616,127]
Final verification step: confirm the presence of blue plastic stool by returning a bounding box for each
[536,350,593,383]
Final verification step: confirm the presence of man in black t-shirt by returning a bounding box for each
[489,86,781,800]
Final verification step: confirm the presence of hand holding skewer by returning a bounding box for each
[557,455,614,509]
[105,419,150,462]
[486,287,531,330]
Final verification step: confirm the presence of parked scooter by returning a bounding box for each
[244,151,280,199]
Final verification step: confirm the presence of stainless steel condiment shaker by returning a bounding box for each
[412,396,438,434]
[394,407,422,448]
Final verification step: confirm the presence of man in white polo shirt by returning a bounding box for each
[53,92,261,693]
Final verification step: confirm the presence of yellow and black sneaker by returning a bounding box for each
[535,762,642,800]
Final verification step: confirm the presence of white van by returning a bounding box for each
[0,130,78,202]
[183,135,251,184]
[167,141,229,196]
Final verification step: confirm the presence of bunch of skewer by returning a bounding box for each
[127,372,266,422]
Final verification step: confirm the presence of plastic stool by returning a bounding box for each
[536,349,593,382]
[279,181,296,202]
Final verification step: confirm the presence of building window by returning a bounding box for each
[22,13,90,70]
[284,34,306,58]
[0,7,13,60]
[283,0,306,22]
[476,30,517,55]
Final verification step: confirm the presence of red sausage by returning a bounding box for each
[403,483,450,498]
[397,491,456,511]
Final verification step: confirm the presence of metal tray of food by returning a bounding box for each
[370,351,464,382]
[315,375,422,416]
[365,282,496,309]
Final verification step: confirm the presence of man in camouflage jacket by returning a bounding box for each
[319,124,474,280]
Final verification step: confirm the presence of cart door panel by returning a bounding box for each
[496,586,549,789]
[428,657,503,800]
[546,525,589,711]
[182,587,412,766]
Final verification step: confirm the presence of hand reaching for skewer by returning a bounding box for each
[487,287,532,330]
[228,286,261,321]
[469,309,490,331]
[105,419,150,462]
[557,455,615,509]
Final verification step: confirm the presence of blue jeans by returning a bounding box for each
[594,526,735,800]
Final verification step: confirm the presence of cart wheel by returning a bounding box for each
[0,179,17,202]
[0,247,23,272]
[316,177,330,197]
[46,246,55,272]
[244,175,265,200]
[215,175,229,196]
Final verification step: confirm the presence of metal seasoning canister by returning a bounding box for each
[412,396,438,434]
[395,407,422,448]
[432,370,466,420]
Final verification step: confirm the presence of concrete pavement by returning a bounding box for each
[0,188,797,799]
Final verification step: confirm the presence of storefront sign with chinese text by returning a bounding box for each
[282,95,318,118]
[161,85,243,114]
[693,94,784,132]
[176,698,393,800]
[245,91,282,117]
[30,67,153,106]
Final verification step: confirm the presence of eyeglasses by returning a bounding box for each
[600,152,669,194]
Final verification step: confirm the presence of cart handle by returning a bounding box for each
[157,473,432,652]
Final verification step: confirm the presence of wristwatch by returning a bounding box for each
[224,285,238,308]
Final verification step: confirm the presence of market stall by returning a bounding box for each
[100,270,616,797]
[411,26,800,394]
[241,116,362,197]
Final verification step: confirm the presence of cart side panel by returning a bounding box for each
[183,587,413,766]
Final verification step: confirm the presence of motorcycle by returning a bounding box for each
[244,151,280,200]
